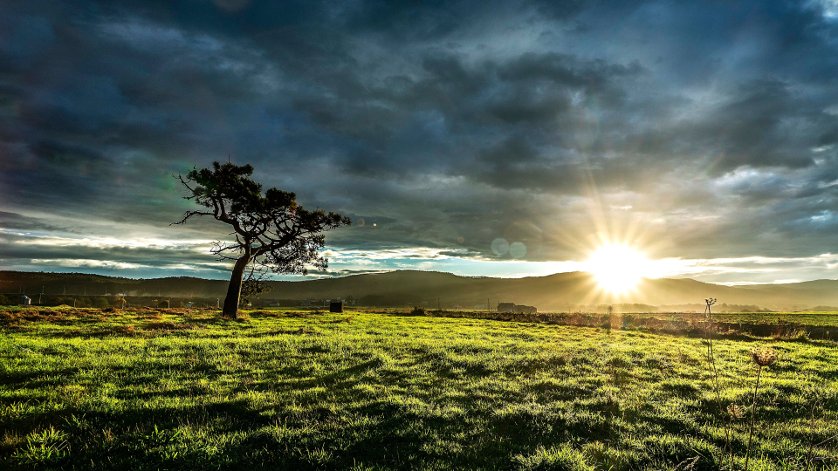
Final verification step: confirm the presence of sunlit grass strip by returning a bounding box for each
[0,307,836,469]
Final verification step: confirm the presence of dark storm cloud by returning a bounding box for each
[0,211,64,232]
[1,0,837,278]
[636,79,838,173]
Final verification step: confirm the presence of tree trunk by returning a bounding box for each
[222,254,250,318]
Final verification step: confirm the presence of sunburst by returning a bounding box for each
[584,243,651,295]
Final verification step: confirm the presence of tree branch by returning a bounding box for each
[170,209,213,226]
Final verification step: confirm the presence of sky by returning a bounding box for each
[1,0,837,285]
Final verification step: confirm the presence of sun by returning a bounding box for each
[584,243,650,295]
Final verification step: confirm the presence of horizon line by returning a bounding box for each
[1,268,835,287]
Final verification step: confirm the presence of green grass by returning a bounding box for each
[1,307,836,470]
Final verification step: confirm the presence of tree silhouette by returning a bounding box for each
[175,162,349,318]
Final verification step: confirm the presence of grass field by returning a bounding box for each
[1,307,836,470]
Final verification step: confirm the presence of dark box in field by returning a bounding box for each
[329,301,343,313]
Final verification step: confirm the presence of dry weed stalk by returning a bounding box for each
[744,346,777,471]
[702,297,732,467]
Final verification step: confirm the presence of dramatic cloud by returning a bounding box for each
[1,0,836,283]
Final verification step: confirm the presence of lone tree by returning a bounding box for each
[175,162,349,318]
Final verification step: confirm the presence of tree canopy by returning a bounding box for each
[175,161,349,317]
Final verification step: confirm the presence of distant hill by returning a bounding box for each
[1,270,836,311]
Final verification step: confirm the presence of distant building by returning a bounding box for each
[498,302,537,314]
[498,302,515,312]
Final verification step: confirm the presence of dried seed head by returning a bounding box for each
[751,347,777,367]
[726,403,745,420]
